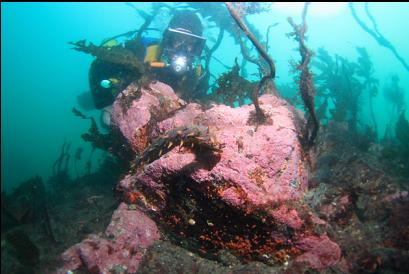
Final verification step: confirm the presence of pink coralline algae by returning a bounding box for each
[113,82,309,228]
[108,81,341,269]
[57,203,160,274]
[58,81,343,273]
[295,235,342,270]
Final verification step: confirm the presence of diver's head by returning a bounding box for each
[161,11,206,75]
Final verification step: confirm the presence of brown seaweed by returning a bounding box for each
[356,47,379,137]
[287,3,319,150]
[225,2,276,125]
[313,48,364,132]
[72,107,113,151]
[396,111,409,146]
[211,58,256,107]
[52,140,71,177]
[81,120,112,151]
[349,3,409,72]
[72,107,87,120]
[74,147,83,178]
[69,39,145,74]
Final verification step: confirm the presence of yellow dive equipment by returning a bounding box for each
[108,78,120,85]
[144,45,160,63]
[150,62,167,68]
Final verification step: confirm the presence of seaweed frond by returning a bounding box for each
[287,3,319,150]
[68,40,145,74]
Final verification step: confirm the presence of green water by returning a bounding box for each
[1,2,408,192]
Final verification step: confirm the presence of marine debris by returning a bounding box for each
[287,3,319,150]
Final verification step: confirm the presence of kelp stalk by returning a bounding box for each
[225,2,276,124]
[205,28,225,73]
[349,3,409,72]
[287,3,319,149]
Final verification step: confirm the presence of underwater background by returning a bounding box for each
[1,2,409,274]
[1,2,408,192]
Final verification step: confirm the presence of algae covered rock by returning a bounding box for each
[58,81,341,273]
[110,81,340,270]
[57,203,160,274]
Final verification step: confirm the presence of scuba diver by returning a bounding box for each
[82,10,208,126]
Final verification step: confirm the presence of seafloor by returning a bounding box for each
[2,85,408,274]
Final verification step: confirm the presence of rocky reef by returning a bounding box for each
[57,81,344,273]
[57,203,159,274]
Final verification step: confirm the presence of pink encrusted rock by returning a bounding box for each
[57,203,160,274]
[112,82,308,229]
[117,174,137,193]
[268,204,304,230]
[295,235,342,270]
[382,191,408,202]
[111,81,186,153]
[320,194,353,221]
[109,82,341,271]
[105,203,160,249]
